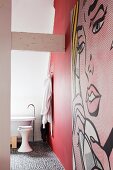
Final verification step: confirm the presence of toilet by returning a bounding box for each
[17,126,33,152]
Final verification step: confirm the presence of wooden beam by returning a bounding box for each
[12,32,65,52]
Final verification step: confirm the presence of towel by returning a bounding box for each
[41,74,52,136]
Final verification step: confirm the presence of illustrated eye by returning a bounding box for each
[92,18,104,34]
[92,7,107,34]
[77,41,85,54]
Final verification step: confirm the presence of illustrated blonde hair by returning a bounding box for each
[72,1,78,68]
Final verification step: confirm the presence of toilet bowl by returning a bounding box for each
[17,126,33,152]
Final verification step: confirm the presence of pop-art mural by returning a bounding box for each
[72,1,113,169]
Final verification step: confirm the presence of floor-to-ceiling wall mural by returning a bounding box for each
[72,1,113,169]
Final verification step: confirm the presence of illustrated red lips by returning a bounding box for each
[86,84,101,117]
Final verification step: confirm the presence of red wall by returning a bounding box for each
[49,0,76,170]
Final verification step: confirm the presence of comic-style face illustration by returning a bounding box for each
[72,1,113,169]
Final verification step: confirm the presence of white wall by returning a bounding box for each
[0,0,11,169]
[11,50,50,140]
[11,0,55,141]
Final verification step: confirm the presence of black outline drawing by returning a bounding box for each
[72,1,113,170]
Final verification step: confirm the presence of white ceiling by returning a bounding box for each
[11,0,55,120]
[11,0,55,73]
[11,0,55,33]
